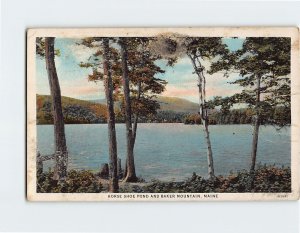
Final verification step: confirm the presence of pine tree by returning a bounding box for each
[209,37,291,184]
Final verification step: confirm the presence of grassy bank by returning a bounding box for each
[37,165,291,193]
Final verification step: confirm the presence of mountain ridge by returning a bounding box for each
[36,94,199,124]
[88,95,199,113]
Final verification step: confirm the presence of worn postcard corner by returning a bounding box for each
[26,27,299,201]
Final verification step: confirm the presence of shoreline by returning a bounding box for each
[36,122,292,126]
[37,165,291,194]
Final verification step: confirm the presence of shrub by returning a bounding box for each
[37,165,291,193]
[142,165,291,193]
[37,170,103,193]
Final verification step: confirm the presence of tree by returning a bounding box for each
[103,38,119,192]
[210,37,291,181]
[78,37,119,192]
[79,37,166,183]
[120,38,166,179]
[118,37,138,182]
[37,37,68,181]
[150,35,229,179]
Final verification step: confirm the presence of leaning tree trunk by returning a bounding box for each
[249,76,261,177]
[119,38,137,182]
[103,38,119,192]
[189,54,215,179]
[45,37,68,181]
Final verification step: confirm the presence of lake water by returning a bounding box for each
[37,123,290,181]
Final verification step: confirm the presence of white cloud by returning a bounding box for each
[68,44,98,62]
[61,81,104,100]
[162,61,242,103]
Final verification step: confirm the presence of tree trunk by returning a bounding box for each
[123,112,138,179]
[132,81,141,148]
[117,158,123,178]
[202,116,215,179]
[199,85,215,179]
[250,118,260,172]
[119,38,137,182]
[36,151,43,176]
[99,163,109,178]
[132,113,139,147]
[250,76,261,173]
[102,38,119,192]
[45,37,68,181]
[189,54,215,179]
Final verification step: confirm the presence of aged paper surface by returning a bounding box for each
[27,27,299,201]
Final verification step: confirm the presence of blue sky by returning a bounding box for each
[36,37,244,103]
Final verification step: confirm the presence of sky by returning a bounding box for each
[36,37,245,103]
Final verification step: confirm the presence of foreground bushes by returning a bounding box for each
[37,170,103,193]
[141,165,291,193]
[37,165,291,193]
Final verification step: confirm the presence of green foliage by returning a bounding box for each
[151,110,189,123]
[209,37,291,127]
[209,108,254,125]
[141,165,291,193]
[184,114,201,124]
[78,37,168,121]
[185,37,229,59]
[184,107,290,125]
[37,170,103,193]
[37,166,290,193]
[117,37,167,120]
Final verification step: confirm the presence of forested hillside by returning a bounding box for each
[36,95,108,124]
[37,94,289,125]
[37,95,199,124]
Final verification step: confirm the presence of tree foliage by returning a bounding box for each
[36,37,60,57]
[209,37,291,127]
[119,37,167,120]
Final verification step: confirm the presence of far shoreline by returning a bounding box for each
[36,122,292,126]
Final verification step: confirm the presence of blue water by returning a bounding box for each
[37,124,290,181]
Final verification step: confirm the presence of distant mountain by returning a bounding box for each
[88,96,199,113]
[155,96,199,113]
[36,95,108,124]
[36,95,200,124]
[36,95,288,125]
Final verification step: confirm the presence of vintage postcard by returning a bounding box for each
[27,27,299,201]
